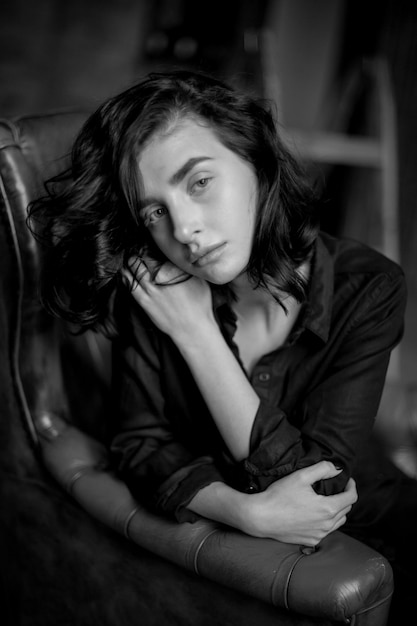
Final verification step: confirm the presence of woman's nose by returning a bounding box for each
[170,199,202,243]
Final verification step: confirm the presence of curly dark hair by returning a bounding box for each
[28,69,320,332]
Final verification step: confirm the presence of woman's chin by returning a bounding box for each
[195,265,245,285]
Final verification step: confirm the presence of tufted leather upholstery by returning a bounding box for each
[0,112,394,626]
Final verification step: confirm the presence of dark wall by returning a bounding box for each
[339,0,417,288]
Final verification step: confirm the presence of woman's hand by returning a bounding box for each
[241,462,358,546]
[125,258,216,346]
[189,462,357,547]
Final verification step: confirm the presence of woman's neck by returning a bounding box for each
[230,261,310,317]
[229,263,310,375]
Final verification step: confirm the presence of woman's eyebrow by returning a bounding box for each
[169,156,213,185]
[140,156,214,211]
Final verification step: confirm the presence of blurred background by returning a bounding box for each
[0,0,416,386]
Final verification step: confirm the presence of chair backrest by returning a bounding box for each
[0,111,112,454]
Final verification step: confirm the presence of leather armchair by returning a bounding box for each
[0,111,394,626]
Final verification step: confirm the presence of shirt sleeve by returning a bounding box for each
[242,268,407,496]
[110,298,225,522]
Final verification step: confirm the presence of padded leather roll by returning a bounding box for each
[195,525,393,620]
[36,414,394,622]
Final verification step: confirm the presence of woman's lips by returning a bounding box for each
[191,243,227,267]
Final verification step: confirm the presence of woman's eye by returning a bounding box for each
[191,177,211,194]
[143,206,168,227]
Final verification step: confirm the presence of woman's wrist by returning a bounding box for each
[187,481,250,532]
[172,317,222,355]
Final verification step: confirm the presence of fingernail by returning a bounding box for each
[36,413,60,440]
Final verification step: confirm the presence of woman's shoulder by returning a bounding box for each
[319,231,404,281]
[314,232,407,333]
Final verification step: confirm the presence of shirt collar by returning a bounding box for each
[211,233,334,344]
[299,234,334,343]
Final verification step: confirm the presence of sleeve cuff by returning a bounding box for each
[154,456,225,522]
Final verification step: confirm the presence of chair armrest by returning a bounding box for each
[35,413,394,623]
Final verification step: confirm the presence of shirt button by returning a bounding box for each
[258,372,270,382]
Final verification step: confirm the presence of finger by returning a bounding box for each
[154,262,190,285]
[331,514,347,532]
[327,480,358,510]
[122,268,134,287]
[122,268,140,291]
[127,255,142,274]
[329,505,353,530]
[122,272,149,310]
[124,263,152,292]
[34,411,68,441]
[138,253,160,276]
[297,461,343,485]
[335,503,354,519]
[127,256,151,279]
[343,477,358,503]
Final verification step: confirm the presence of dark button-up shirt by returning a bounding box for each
[111,232,407,527]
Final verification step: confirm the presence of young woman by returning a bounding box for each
[30,70,412,617]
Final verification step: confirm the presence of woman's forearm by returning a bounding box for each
[175,322,260,461]
[126,268,259,461]
[187,463,358,546]
[187,481,249,530]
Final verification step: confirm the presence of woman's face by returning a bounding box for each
[137,117,258,285]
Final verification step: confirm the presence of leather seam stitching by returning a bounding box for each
[193,528,219,575]
[281,553,306,610]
